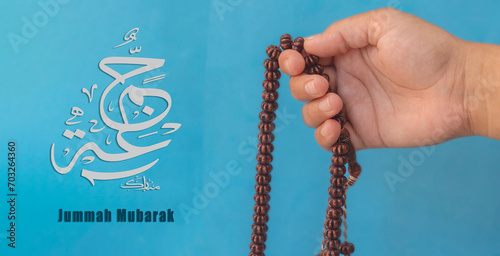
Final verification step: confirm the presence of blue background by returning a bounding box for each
[1,0,500,255]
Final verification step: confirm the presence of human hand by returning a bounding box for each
[279,8,473,151]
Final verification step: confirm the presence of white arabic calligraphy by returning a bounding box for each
[120,175,160,191]
[50,56,180,185]
[82,84,97,103]
[65,107,84,125]
[113,28,139,48]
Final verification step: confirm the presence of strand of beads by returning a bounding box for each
[250,34,361,256]
[325,129,353,256]
[249,43,282,256]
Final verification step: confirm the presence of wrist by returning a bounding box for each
[463,41,500,139]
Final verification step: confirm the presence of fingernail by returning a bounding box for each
[319,95,333,112]
[284,60,291,71]
[305,80,317,95]
[321,122,330,137]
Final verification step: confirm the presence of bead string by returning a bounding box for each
[249,34,362,256]
[342,194,349,252]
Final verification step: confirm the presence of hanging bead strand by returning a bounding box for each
[250,34,361,256]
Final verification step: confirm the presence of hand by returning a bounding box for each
[279,8,473,151]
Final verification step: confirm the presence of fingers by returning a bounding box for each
[278,50,305,76]
[289,74,330,101]
[279,9,397,152]
[315,121,366,151]
[289,65,336,101]
[304,7,398,57]
[302,93,343,128]
[279,46,337,74]
[314,119,341,150]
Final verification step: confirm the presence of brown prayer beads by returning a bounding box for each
[250,34,362,256]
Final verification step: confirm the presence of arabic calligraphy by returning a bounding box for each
[113,28,139,49]
[65,107,84,125]
[50,27,180,187]
[121,175,160,192]
[82,84,97,103]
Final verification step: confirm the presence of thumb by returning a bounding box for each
[304,7,399,57]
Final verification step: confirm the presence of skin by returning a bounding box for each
[278,8,500,151]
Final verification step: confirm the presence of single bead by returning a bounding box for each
[255,174,272,185]
[331,155,348,166]
[325,218,342,229]
[258,132,274,144]
[324,228,342,240]
[304,54,319,66]
[320,249,339,256]
[323,239,342,250]
[328,186,345,198]
[347,243,355,254]
[280,34,293,50]
[256,164,272,175]
[339,245,346,255]
[349,162,362,177]
[253,204,270,215]
[326,207,344,219]
[250,242,266,254]
[256,153,273,164]
[258,143,274,154]
[330,166,346,177]
[329,197,345,208]
[265,70,281,80]
[332,143,349,156]
[259,111,276,123]
[258,122,275,133]
[331,176,347,187]
[255,184,271,194]
[251,223,268,235]
[251,233,267,244]
[261,101,278,112]
[249,253,264,256]
[262,90,278,102]
[292,37,304,52]
[253,213,269,225]
[266,45,281,59]
[254,194,270,204]
[264,58,279,71]
[339,242,355,255]
[262,80,280,91]
[308,64,324,75]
